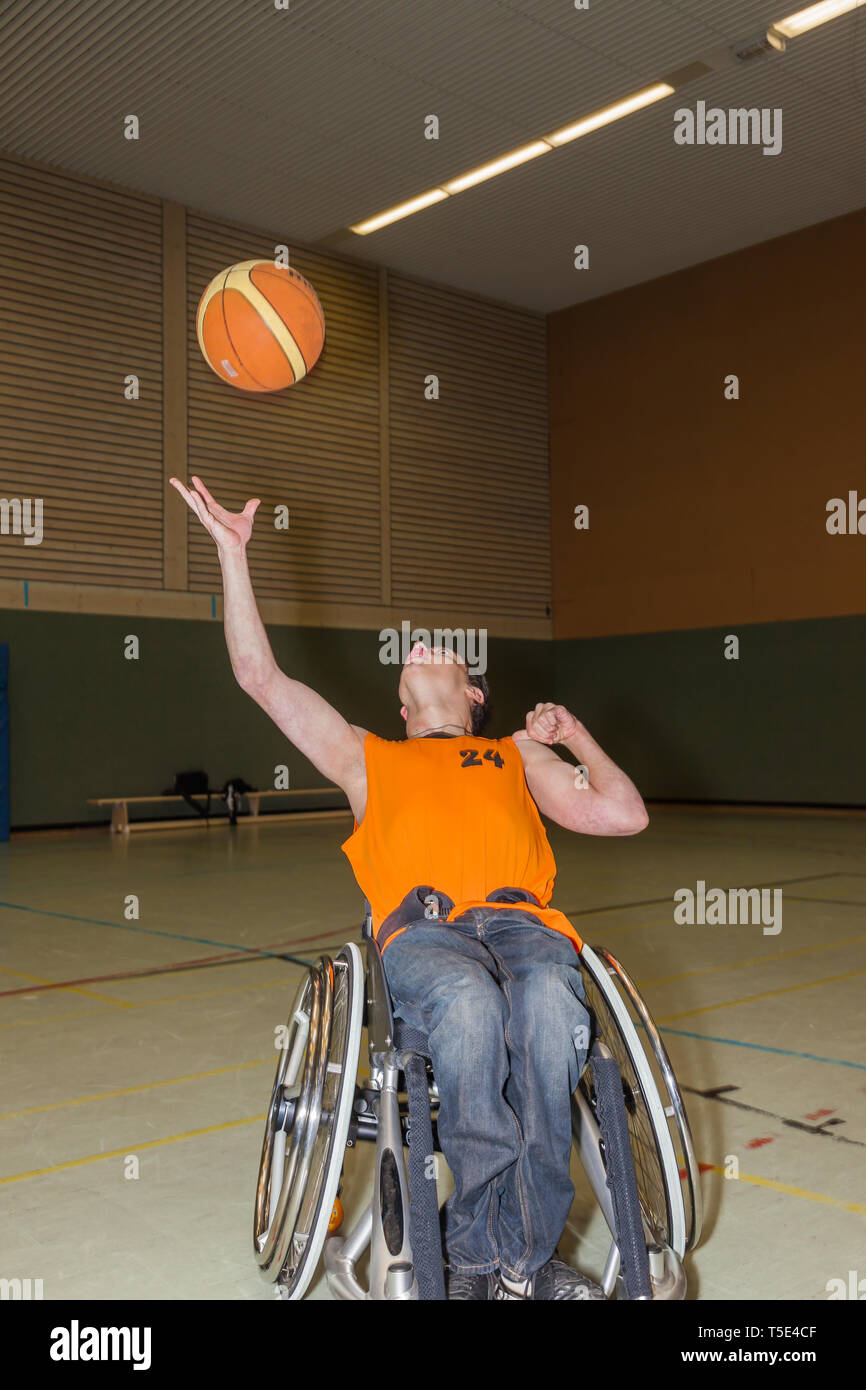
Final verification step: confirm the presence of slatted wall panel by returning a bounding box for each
[388,274,550,620]
[0,155,164,586]
[186,216,381,603]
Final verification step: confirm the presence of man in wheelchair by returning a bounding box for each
[170,475,650,1301]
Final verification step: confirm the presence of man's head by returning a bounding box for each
[398,642,492,737]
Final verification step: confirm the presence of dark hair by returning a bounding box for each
[467,672,492,735]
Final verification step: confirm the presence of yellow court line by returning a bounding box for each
[0,965,125,1004]
[0,1058,273,1120]
[643,934,866,988]
[0,971,306,1032]
[3,1059,372,1123]
[701,1165,866,1217]
[659,966,866,1022]
[0,1114,268,1185]
[3,1128,862,1221]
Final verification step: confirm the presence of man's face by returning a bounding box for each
[398,641,479,724]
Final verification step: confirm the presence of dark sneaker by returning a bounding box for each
[500,1259,607,1301]
[445,1268,500,1300]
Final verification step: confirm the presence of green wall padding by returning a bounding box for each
[553,615,866,806]
[0,612,553,828]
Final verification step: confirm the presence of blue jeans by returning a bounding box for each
[382,906,591,1280]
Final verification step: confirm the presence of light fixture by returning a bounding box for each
[350,188,448,235]
[545,83,674,147]
[772,0,866,38]
[443,141,551,194]
[349,82,675,235]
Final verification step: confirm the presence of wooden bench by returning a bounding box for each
[86,786,349,834]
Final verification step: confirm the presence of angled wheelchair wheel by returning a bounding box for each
[253,942,364,1299]
[578,943,702,1259]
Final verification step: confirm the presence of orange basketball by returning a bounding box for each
[196,259,325,392]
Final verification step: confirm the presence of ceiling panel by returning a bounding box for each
[0,0,864,310]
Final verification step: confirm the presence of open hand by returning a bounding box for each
[169,475,260,551]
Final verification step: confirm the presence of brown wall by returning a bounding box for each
[548,208,866,640]
[0,150,550,639]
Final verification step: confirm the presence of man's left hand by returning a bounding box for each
[516,703,580,746]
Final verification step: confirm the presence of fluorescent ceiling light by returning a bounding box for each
[546,83,674,146]
[349,81,675,235]
[444,141,552,193]
[772,0,865,37]
[351,188,448,235]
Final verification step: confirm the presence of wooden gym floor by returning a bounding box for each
[1,806,863,1300]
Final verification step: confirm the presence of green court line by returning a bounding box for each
[0,899,314,969]
[660,1026,866,1070]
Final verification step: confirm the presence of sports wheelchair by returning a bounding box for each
[253,903,702,1300]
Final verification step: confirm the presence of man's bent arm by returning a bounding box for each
[515,715,648,836]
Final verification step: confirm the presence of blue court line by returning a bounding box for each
[660,1026,866,1070]
[0,899,313,968]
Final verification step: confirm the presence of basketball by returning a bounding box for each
[196,259,325,392]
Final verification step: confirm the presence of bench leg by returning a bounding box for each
[248,794,261,818]
[110,800,129,834]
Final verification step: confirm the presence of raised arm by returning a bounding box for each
[169,475,368,818]
[513,703,648,836]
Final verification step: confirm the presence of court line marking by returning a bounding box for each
[658,966,866,1022]
[11,1009,861,1125]
[684,1084,863,1147]
[642,933,866,987]
[0,1058,273,1121]
[697,1165,866,1217]
[0,966,124,1005]
[0,898,315,970]
[784,895,866,909]
[558,872,843,920]
[659,1027,866,1070]
[0,1115,268,1185]
[0,921,362,1000]
[0,939,315,999]
[2,1126,862,1219]
[567,891,859,946]
[0,972,307,1031]
[2,1039,372,1120]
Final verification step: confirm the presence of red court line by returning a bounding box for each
[0,923,362,1000]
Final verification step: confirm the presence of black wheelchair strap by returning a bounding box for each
[591,1048,653,1299]
[396,1021,447,1301]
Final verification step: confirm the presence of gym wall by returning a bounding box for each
[0,151,551,828]
[549,209,866,805]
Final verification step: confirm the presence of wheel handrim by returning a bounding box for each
[595,948,702,1252]
[580,972,673,1247]
[254,951,362,1294]
[254,962,331,1279]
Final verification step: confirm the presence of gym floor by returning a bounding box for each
[1,807,863,1301]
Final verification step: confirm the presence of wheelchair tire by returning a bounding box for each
[578,943,695,1258]
[253,943,364,1298]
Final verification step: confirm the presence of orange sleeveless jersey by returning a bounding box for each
[341,733,582,953]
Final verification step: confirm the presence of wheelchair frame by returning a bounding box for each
[253,907,702,1300]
